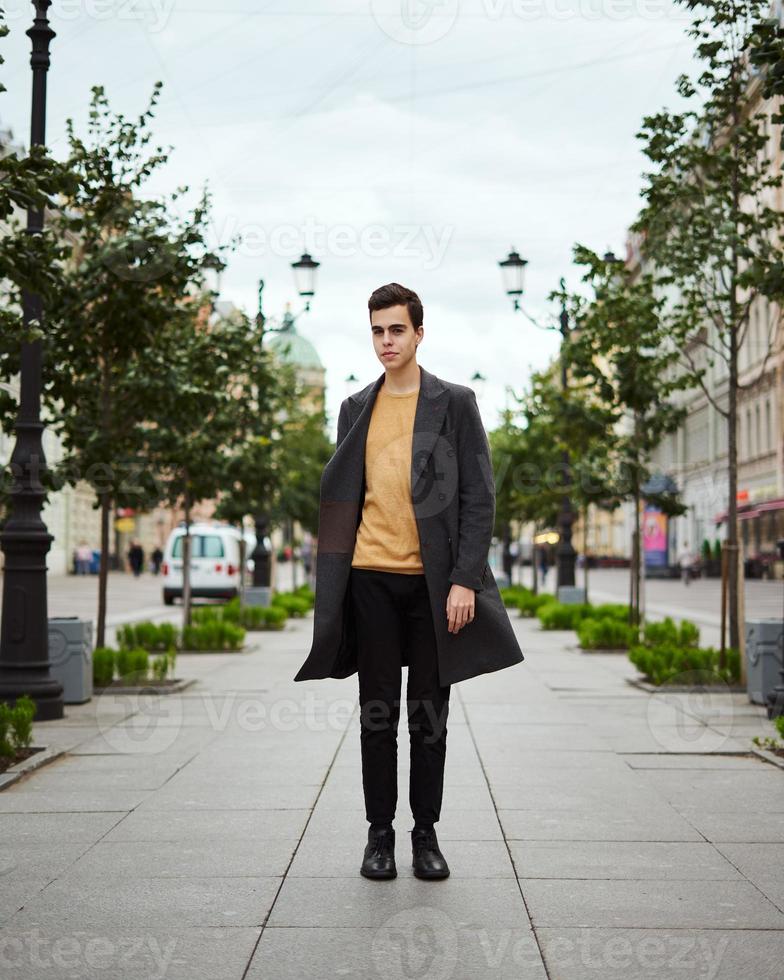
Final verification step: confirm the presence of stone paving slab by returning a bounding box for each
[11,876,281,930]
[508,840,744,880]
[0,926,263,980]
[498,806,705,842]
[101,807,311,843]
[2,596,782,978]
[536,927,784,980]
[288,836,514,879]
[249,925,546,980]
[0,811,124,844]
[520,878,784,929]
[712,842,784,907]
[267,876,528,929]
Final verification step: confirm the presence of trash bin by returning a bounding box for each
[745,618,783,705]
[48,617,93,704]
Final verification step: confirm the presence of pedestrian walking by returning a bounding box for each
[539,546,549,584]
[151,546,163,575]
[294,282,525,881]
[678,540,695,585]
[127,539,145,577]
[75,541,92,575]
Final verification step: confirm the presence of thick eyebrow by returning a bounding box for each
[371,323,407,329]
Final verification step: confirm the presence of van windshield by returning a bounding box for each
[171,535,225,559]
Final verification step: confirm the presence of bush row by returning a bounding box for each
[628,617,740,685]
[93,646,177,688]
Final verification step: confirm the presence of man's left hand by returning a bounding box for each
[446,583,475,634]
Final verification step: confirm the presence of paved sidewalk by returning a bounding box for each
[1,609,783,978]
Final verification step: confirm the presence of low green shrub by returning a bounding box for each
[577,616,639,650]
[0,703,12,757]
[260,605,287,630]
[0,694,36,758]
[271,593,310,617]
[117,621,178,652]
[629,641,739,685]
[589,603,631,623]
[191,605,224,625]
[93,647,116,688]
[499,585,531,608]
[116,647,149,684]
[538,602,593,630]
[181,621,245,651]
[642,617,700,649]
[516,592,556,618]
[292,584,315,607]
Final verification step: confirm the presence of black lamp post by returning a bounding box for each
[497,248,577,594]
[0,1,63,720]
[250,253,320,589]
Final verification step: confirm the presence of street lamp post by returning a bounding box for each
[497,248,580,600]
[249,253,320,593]
[0,1,63,720]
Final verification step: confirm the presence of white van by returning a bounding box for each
[162,523,244,605]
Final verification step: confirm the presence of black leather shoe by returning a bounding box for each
[411,827,450,880]
[360,826,396,880]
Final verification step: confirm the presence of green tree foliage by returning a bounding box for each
[630,0,784,647]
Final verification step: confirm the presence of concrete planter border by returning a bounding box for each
[93,677,197,696]
[626,677,746,694]
[750,746,784,771]
[0,744,66,792]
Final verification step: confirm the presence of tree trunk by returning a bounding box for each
[182,488,192,631]
[583,504,590,603]
[96,494,111,648]
[96,342,112,649]
[237,526,246,608]
[634,490,642,626]
[727,310,740,651]
[532,534,539,595]
[727,83,741,651]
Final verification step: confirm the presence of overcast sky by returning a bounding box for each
[2,0,697,434]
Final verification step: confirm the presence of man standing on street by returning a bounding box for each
[294,283,525,880]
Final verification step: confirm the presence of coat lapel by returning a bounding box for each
[347,364,451,497]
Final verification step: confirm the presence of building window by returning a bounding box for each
[765,399,772,453]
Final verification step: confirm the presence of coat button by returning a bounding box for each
[438,493,446,500]
[446,449,455,457]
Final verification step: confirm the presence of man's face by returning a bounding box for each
[370,304,423,370]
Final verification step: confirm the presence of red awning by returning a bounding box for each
[714,498,784,524]
[756,498,784,514]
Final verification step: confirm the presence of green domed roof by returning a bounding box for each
[268,326,323,370]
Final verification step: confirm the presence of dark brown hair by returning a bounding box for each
[368,282,423,329]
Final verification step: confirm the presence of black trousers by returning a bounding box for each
[349,567,451,826]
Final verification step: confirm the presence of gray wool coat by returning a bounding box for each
[293,363,525,687]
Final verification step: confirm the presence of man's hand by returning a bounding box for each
[446,583,475,634]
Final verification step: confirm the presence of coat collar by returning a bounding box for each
[347,363,451,480]
[348,362,446,408]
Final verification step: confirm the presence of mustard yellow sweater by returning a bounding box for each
[351,384,424,574]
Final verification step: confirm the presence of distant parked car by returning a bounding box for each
[161,524,243,605]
